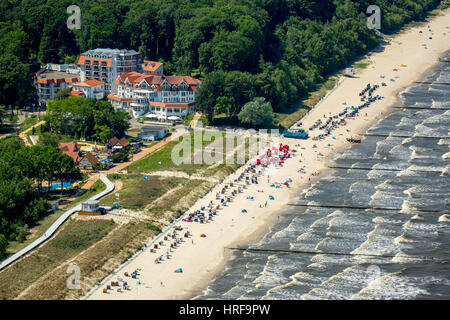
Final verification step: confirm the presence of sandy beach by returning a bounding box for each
[85,9,450,300]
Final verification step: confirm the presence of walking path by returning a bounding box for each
[18,120,45,146]
[0,174,115,271]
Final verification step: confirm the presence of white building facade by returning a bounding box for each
[77,48,143,94]
[107,72,201,118]
[70,79,105,100]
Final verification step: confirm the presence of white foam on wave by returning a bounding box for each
[438,214,450,222]
[350,271,429,299]
[441,167,449,176]
[301,265,369,300]
[394,234,415,244]
[403,186,426,198]
[437,138,450,145]
[442,152,450,159]
[372,216,403,225]
[409,145,432,159]
[412,214,424,221]
[399,200,418,214]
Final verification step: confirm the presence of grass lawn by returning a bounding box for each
[19,117,38,132]
[127,131,217,175]
[18,220,161,300]
[99,174,190,210]
[0,219,116,300]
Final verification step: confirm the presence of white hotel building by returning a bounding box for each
[107,72,201,119]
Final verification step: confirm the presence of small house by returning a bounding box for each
[78,152,99,170]
[78,200,104,216]
[59,142,82,163]
[138,126,169,141]
[105,137,130,152]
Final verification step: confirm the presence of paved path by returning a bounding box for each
[0,174,115,272]
[18,120,45,146]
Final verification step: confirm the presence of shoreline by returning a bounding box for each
[85,8,450,300]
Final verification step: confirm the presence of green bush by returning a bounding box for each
[0,234,8,258]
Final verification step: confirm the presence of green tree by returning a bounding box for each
[0,234,8,258]
[0,105,6,124]
[55,87,72,100]
[238,97,274,128]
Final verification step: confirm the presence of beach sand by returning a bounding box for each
[85,8,450,300]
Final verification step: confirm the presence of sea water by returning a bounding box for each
[197,53,450,300]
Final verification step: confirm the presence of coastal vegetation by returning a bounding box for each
[42,97,130,142]
[0,0,443,123]
[0,137,81,258]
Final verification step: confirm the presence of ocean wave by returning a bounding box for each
[394,234,415,244]
[350,271,429,299]
[438,214,450,222]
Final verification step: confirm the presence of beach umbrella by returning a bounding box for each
[241,209,247,213]
[200,234,206,237]
[144,176,149,180]
[429,37,432,39]
[113,201,120,207]
[269,195,274,200]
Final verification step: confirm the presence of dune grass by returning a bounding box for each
[0,219,115,300]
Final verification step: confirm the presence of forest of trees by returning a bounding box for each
[42,96,131,142]
[0,0,444,116]
[0,137,81,257]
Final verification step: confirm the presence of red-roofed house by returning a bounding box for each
[59,142,99,170]
[107,72,201,118]
[142,60,164,75]
[77,48,142,93]
[70,79,105,99]
[59,142,82,163]
[78,152,99,170]
[105,136,130,152]
[35,64,80,107]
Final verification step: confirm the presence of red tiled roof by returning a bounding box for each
[36,76,80,84]
[115,72,201,92]
[78,55,112,68]
[107,136,130,147]
[82,152,98,164]
[73,79,104,87]
[69,90,84,96]
[59,142,81,163]
[142,60,163,72]
[107,94,133,102]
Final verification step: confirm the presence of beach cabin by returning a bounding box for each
[78,200,104,216]
[138,126,169,141]
[345,68,355,77]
